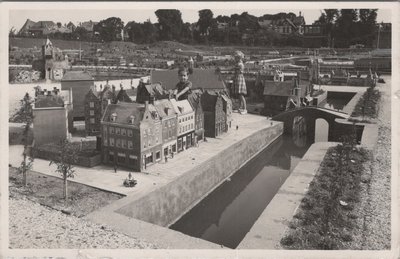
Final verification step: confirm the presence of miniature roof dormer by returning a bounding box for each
[129,115,135,124]
[178,106,184,113]
[110,112,117,122]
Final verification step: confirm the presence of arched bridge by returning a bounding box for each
[272,106,363,142]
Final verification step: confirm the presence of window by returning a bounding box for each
[110,127,115,134]
[128,141,133,149]
[116,139,121,147]
[156,151,161,161]
[122,139,126,148]
[90,110,95,116]
[179,119,181,123]
[103,126,108,133]
[117,153,125,163]
[90,102,94,108]
[109,138,114,146]
[109,151,114,162]
[111,113,117,122]
[121,129,126,136]
[115,128,121,135]
[128,130,133,137]
[103,138,107,146]
[90,118,95,123]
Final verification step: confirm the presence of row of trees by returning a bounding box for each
[316,9,379,48]
[11,9,381,47]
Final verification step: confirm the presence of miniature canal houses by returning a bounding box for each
[263,72,311,116]
[220,92,233,132]
[100,101,162,172]
[187,90,205,143]
[39,38,69,81]
[170,99,195,152]
[153,99,179,160]
[201,90,226,138]
[136,81,169,104]
[84,85,116,136]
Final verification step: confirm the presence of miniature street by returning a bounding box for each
[9,113,276,196]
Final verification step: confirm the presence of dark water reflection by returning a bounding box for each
[170,135,311,248]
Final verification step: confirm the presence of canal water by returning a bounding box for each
[170,92,355,248]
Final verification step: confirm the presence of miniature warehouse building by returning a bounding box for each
[33,88,73,146]
[61,70,95,120]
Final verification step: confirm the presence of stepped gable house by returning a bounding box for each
[150,68,227,93]
[221,92,233,132]
[201,91,226,138]
[170,99,195,152]
[33,88,73,146]
[84,84,134,136]
[61,70,95,120]
[187,90,205,142]
[101,102,162,172]
[153,99,179,160]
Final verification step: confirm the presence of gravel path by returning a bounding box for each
[9,197,158,249]
[360,77,391,249]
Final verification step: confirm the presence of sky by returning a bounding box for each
[9,5,392,31]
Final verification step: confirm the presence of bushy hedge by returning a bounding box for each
[351,87,381,119]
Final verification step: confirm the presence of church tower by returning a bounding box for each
[42,38,54,80]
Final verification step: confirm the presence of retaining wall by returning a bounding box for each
[115,122,283,227]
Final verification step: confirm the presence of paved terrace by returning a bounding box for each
[9,113,275,197]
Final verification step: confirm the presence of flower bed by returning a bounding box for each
[280,140,369,249]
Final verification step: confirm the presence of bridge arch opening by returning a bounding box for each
[292,115,307,147]
[314,118,329,142]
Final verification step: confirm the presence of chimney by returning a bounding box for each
[47,91,52,96]
[299,11,302,17]
[149,95,155,105]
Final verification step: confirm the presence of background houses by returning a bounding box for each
[187,90,205,143]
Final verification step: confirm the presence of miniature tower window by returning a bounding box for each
[110,112,117,122]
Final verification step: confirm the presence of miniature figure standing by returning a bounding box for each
[233,50,247,114]
[174,67,192,101]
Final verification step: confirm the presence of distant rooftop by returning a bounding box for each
[61,71,94,81]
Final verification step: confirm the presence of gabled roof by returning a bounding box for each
[31,21,55,29]
[102,102,144,126]
[151,69,226,91]
[293,16,305,26]
[115,88,133,103]
[153,99,177,118]
[19,19,37,33]
[61,71,94,81]
[144,83,167,97]
[187,90,203,110]
[34,95,65,108]
[170,99,194,115]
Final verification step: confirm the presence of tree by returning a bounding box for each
[49,139,78,200]
[155,9,183,41]
[95,17,124,42]
[335,9,359,47]
[15,93,34,186]
[197,9,214,43]
[316,9,339,47]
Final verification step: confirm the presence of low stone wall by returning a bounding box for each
[115,122,283,227]
[33,146,101,168]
